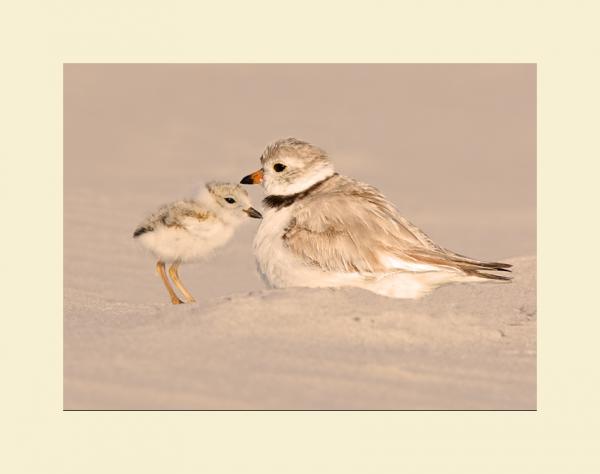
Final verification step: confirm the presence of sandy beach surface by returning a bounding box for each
[64,64,536,409]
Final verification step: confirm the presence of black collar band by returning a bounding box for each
[263,173,338,210]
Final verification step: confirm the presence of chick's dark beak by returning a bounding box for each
[244,207,262,219]
[240,169,264,185]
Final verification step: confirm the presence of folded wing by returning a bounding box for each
[282,184,511,280]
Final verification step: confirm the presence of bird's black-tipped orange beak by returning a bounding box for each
[240,169,264,185]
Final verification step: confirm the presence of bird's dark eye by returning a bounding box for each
[225,197,236,204]
[273,163,286,172]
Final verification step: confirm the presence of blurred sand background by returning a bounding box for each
[64,64,536,409]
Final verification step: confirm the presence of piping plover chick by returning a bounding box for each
[241,138,511,299]
[133,182,262,304]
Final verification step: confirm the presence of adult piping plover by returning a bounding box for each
[241,138,511,299]
[133,182,262,304]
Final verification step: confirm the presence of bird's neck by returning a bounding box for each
[263,172,338,210]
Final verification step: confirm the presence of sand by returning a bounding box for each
[64,64,536,409]
[64,256,535,410]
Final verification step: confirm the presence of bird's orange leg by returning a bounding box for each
[156,261,183,304]
[169,260,196,303]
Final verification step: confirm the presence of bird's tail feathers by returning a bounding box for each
[133,225,152,238]
[405,249,513,281]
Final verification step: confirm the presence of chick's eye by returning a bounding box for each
[225,197,236,204]
[273,163,286,172]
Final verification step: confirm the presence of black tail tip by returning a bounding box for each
[133,226,149,238]
[496,267,512,273]
[480,272,513,281]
